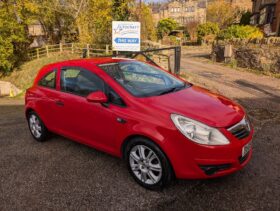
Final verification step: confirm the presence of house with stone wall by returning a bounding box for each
[151,0,207,26]
[251,0,280,36]
[151,0,252,26]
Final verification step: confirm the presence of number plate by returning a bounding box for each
[242,141,252,157]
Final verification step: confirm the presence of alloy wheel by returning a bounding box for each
[129,145,162,185]
[29,114,42,138]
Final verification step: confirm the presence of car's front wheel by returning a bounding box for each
[125,138,173,190]
[27,111,49,142]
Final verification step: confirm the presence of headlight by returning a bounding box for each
[171,114,229,145]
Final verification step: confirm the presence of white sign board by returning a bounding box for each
[112,21,141,52]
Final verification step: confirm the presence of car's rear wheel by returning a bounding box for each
[27,111,48,142]
[125,137,173,190]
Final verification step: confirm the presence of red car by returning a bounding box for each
[25,58,253,189]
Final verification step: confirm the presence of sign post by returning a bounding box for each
[112,21,141,52]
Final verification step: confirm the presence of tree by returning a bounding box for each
[112,0,132,21]
[185,21,199,41]
[88,0,112,45]
[0,0,160,74]
[0,0,35,73]
[197,22,220,43]
[206,0,241,29]
[34,0,77,44]
[156,18,178,39]
[134,3,156,41]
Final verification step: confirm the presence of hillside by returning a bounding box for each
[1,53,79,94]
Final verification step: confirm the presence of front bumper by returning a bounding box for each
[162,127,254,179]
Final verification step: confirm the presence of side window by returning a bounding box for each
[60,67,104,97]
[38,70,56,89]
[107,86,126,107]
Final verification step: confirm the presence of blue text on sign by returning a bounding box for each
[114,38,139,44]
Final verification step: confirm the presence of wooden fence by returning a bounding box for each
[28,43,112,60]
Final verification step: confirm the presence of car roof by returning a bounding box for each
[46,57,134,68]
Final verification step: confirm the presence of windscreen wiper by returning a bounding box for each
[158,83,186,96]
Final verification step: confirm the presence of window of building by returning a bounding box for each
[259,8,266,24]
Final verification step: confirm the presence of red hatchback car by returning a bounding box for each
[25,58,253,189]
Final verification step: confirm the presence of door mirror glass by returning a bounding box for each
[86,91,108,103]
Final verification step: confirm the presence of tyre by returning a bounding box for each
[125,137,173,190]
[27,111,49,142]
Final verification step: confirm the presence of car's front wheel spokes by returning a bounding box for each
[149,163,161,172]
[130,151,140,162]
[29,115,42,138]
[129,145,162,185]
[141,171,148,182]
[138,145,146,159]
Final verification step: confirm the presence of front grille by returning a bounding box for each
[228,117,251,140]
[231,128,250,139]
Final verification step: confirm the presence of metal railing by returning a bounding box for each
[27,42,181,75]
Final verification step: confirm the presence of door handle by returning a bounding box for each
[55,100,64,106]
[116,117,126,124]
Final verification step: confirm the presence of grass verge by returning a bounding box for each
[0,53,79,96]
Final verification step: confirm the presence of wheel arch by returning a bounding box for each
[25,107,35,118]
[121,134,150,159]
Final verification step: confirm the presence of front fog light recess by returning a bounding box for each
[171,114,229,145]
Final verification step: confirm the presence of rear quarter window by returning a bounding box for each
[38,70,56,89]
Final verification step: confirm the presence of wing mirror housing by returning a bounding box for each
[86,91,108,103]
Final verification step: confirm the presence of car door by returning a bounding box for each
[56,66,119,153]
[35,68,62,132]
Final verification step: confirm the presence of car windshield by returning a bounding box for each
[99,61,190,97]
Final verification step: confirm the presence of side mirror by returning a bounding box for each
[86,91,108,103]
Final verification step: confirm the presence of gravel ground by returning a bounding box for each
[0,55,280,210]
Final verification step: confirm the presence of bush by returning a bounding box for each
[169,35,180,45]
[218,25,263,40]
[157,18,178,39]
[197,22,220,43]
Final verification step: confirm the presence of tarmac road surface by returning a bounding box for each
[0,56,280,210]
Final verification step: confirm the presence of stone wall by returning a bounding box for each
[0,81,22,97]
[212,38,280,73]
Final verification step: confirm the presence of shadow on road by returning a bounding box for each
[235,80,280,104]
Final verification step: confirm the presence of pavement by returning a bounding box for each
[0,54,280,210]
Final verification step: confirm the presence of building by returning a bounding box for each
[251,0,280,36]
[151,0,207,26]
[151,0,252,26]
[28,21,46,47]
